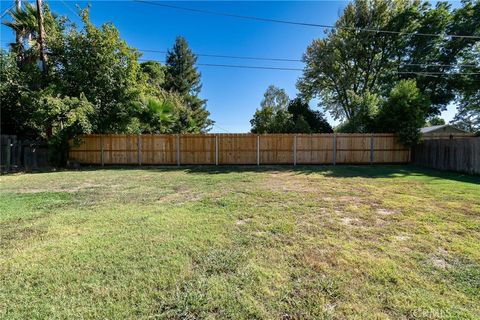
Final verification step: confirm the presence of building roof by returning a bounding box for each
[420,125,467,134]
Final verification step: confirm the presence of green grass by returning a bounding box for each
[1,166,479,319]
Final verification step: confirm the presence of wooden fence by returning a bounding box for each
[69,133,410,165]
[1,135,49,172]
[421,133,474,140]
[412,137,480,175]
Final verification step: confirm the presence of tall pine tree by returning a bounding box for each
[164,36,212,132]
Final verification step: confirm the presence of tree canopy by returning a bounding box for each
[1,4,214,164]
[250,86,333,133]
[298,0,480,139]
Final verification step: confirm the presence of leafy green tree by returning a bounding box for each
[377,80,430,146]
[164,36,212,132]
[335,92,380,133]
[298,0,479,130]
[261,85,290,111]
[426,116,445,126]
[140,61,165,94]
[287,98,333,133]
[298,0,410,122]
[48,8,142,133]
[450,42,480,133]
[33,92,94,164]
[250,85,294,133]
[292,115,312,133]
[0,51,34,135]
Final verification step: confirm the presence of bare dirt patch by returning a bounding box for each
[376,208,398,216]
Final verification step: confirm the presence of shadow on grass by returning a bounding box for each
[5,164,478,185]
[31,164,477,185]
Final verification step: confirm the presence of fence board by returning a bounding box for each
[412,137,480,174]
[69,133,411,165]
[218,134,257,164]
[259,134,294,164]
[296,134,333,164]
[180,134,215,165]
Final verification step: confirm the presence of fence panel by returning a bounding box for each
[69,133,411,165]
[180,134,215,165]
[336,134,370,164]
[412,137,480,174]
[141,135,176,165]
[218,134,257,164]
[1,135,49,172]
[296,134,333,164]
[372,134,410,163]
[259,134,294,164]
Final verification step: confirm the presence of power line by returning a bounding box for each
[140,48,478,68]
[140,49,302,62]
[212,123,231,133]
[138,59,303,71]
[139,58,479,76]
[133,0,480,40]
[0,3,16,18]
[59,0,81,19]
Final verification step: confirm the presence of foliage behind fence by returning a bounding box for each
[69,133,411,165]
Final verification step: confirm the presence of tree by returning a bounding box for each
[426,116,445,126]
[298,0,479,129]
[250,85,294,133]
[164,36,212,132]
[297,0,411,122]
[34,92,94,164]
[261,85,290,111]
[49,8,142,133]
[0,50,36,136]
[140,61,165,94]
[450,42,480,133]
[334,92,380,133]
[287,98,333,133]
[377,80,430,146]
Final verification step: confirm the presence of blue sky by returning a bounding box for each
[1,1,460,132]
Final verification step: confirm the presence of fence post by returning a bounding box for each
[257,135,260,166]
[370,133,374,164]
[215,135,219,165]
[293,134,297,166]
[137,133,142,166]
[176,134,180,166]
[100,135,104,167]
[333,133,336,166]
[5,137,11,172]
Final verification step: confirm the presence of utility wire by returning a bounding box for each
[133,0,480,40]
[138,58,303,71]
[0,3,16,18]
[212,123,231,133]
[59,0,81,19]
[140,49,302,62]
[139,58,479,75]
[140,48,478,68]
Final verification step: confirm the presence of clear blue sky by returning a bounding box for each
[1,1,459,132]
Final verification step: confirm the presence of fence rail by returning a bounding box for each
[69,133,410,165]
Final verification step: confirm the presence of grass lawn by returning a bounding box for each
[1,165,479,319]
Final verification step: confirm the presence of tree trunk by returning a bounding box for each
[15,0,22,44]
[35,0,48,75]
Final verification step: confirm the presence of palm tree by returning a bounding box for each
[2,3,39,64]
